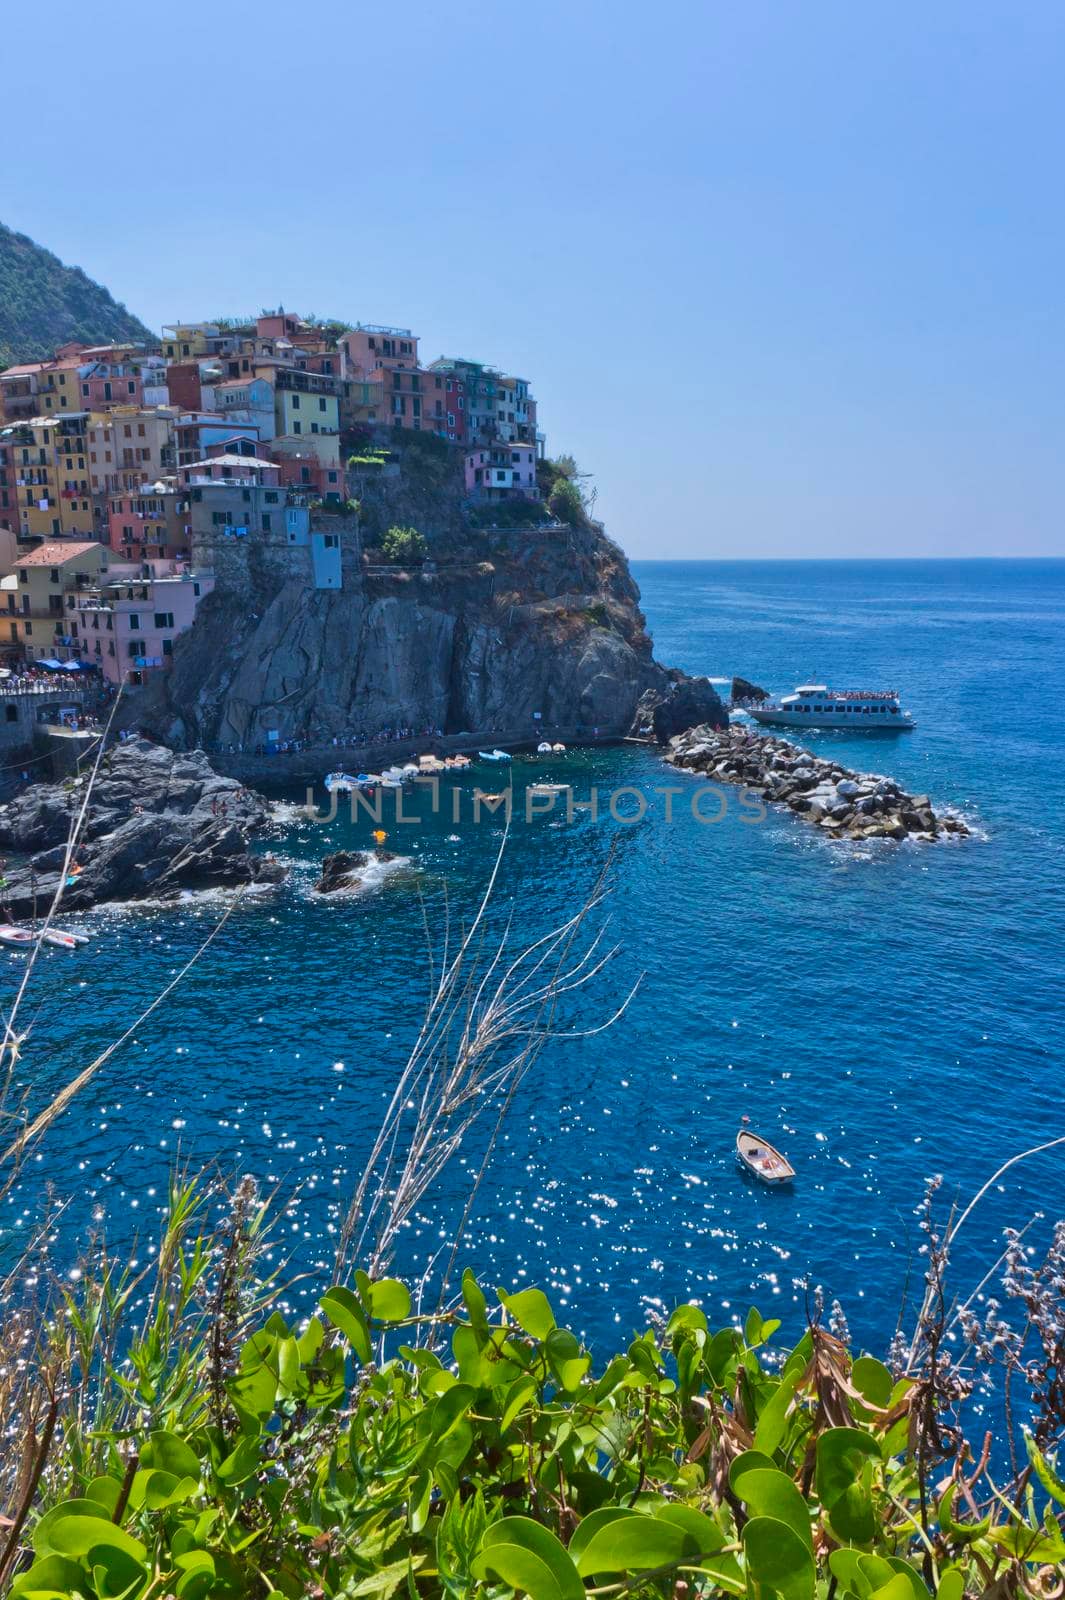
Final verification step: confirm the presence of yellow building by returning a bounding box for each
[36,358,83,414]
[161,323,219,361]
[273,372,340,444]
[12,417,94,540]
[12,541,109,664]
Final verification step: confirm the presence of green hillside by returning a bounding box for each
[0,222,154,367]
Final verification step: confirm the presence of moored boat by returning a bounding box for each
[748,685,915,731]
[536,741,553,753]
[0,927,34,948]
[325,771,361,793]
[736,1129,795,1185]
[479,749,512,762]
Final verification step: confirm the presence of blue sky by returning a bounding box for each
[6,1,1063,558]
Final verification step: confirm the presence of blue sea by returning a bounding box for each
[5,559,1064,1357]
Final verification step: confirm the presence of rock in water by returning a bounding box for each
[0,738,283,914]
[314,850,397,893]
[633,674,729,743]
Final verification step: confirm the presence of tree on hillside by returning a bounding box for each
[380,525,428,565]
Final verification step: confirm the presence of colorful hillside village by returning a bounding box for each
[0,313,543,690]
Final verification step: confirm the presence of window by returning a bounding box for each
[293,421,302,434]
[5,705,17,723]
[162,637,173,655]
[137,423,145,437]
[128,613,140,629]
[324,533,338,548]
[50,568,60,583]
[128,640,142,658]
[154,612,174,629]
[262,514,272,531]
[318,397,326,411]
[291,394,300,409]
[264,490,279,504]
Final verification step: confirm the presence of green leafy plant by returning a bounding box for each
[5,1217,1065,1599]
[379,525,429,565]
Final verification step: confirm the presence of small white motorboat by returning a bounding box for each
[42,928,85,950]
[479,749,512,763]
[447,754,472,769]
[0,927,35,948]
[325,771,361,794]
[552,743,566,753]
[529,781,571,796]
[537,741,552,754]
[736,1129,795,1186]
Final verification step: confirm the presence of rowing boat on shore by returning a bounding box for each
[736,1129,795,1185]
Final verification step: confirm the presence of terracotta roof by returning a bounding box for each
[14,541,101,568]
[1,363,46,378]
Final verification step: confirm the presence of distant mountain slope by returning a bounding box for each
[0,223,153,367]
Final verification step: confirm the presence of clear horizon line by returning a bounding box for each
[628,554,1065,563]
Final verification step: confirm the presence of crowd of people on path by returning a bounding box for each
[210,724,448,757]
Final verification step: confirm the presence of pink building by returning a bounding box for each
[339,325,419,380]
[107,488,190,563]
[76,566,215,686]
[464,444,539,499]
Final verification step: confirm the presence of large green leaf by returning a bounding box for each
[461,1268,489,1329]
[753,1369,800,1455]
[816,1427,882,1542]
[477,1517,583,1600]
[40,1515,147,1564]
[499,1288,556,1341]
[368,1277,412,1322]
[31,1500,110,1554]
[742,1516,815,1600]
[500,1375,538,1432]
[732,1465,812,1551]
[567,1508,633,1565]
[545,1328,590,1393]
[11,1554,86,1596]
[1025,1430,1065,1507]
[851,1357,893,1410]
[473,1544,567,1599]
[141,1428,201,1480]
[428,1382,476,1442]
[574,1513,691,1577]
[321,1285,373,1362]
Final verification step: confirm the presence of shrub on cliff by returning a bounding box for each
[547,474,585,527]
[380,524,429,564]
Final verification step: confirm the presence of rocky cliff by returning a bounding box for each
[136,442,724,750]
[0,739,284,913]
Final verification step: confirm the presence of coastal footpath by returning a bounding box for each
[666,724,971,842]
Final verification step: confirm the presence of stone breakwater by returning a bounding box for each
[665,724,971,843]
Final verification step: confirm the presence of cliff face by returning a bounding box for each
[142,447,722,749]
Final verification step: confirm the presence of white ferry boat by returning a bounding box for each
[748,684,915,731]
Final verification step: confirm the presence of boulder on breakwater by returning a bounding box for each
[0,737,286,914]
[665,724,971,843]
